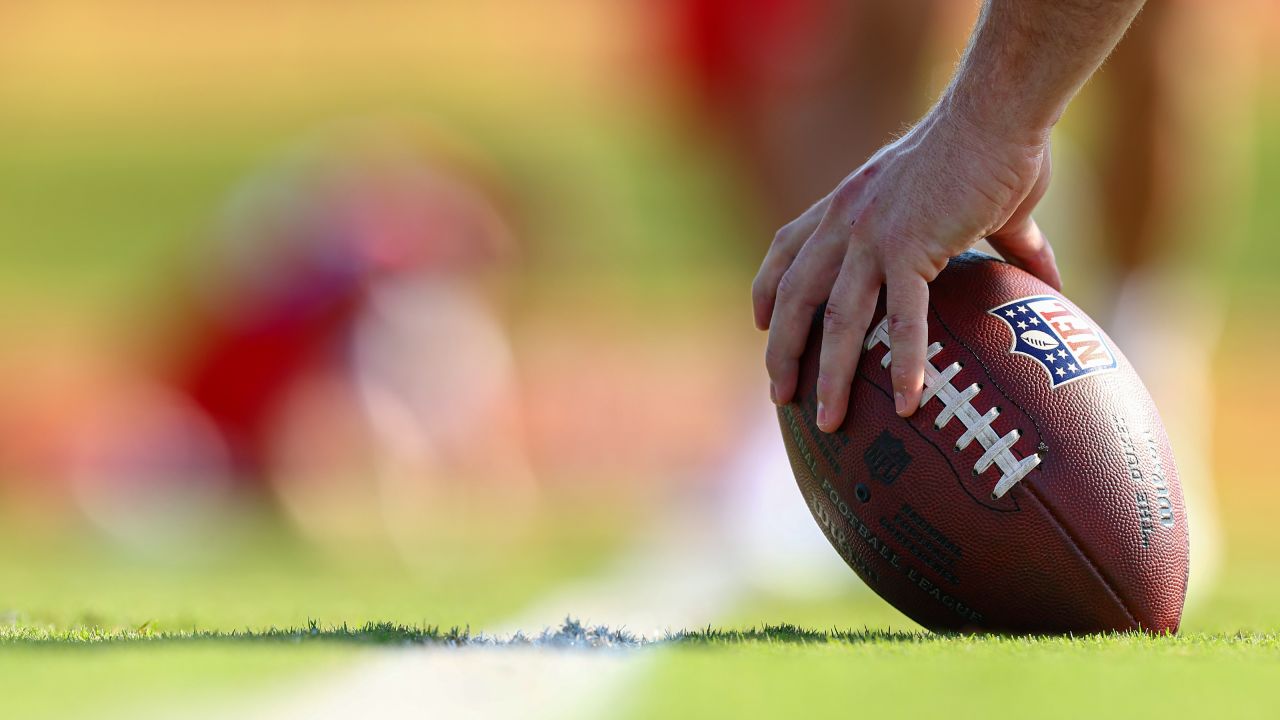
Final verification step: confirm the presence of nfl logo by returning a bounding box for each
[863,430,911,485]
[989,295,1118,388]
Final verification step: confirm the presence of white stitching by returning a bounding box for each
[935,383,980,429]
[864,318,1040,498]
[956,407,998,450]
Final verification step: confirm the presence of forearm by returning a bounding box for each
[943,0,1146,143]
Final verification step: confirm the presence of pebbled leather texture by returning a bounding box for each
[778,252,1188,633]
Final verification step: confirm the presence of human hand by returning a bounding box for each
[752,108,1062,432]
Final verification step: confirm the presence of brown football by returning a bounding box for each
[778,252,1188,634]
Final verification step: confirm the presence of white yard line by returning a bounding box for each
[231,644,649,720]
[179,407,852,719]
[186,524,742,720]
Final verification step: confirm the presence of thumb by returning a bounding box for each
[988,216,1062,291]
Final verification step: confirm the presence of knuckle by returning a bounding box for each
[887,246,946,279]
[830,183,862,213]
[774,270,804,304]
[822,303,851,336]
[887,313,927,336]
[771,226,794,248]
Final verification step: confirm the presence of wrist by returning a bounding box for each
[937,0,1145,149]
[938,80,1055,152]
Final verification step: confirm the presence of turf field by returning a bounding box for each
[2,3,1280,718]
[3,360,1278,720]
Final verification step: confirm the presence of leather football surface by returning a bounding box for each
[778,252,1188,633]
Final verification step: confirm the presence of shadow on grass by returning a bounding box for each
[671,624,938,645]
[669,625,1279,649]
[0,620,463,648]
[1,618,1260,649]
[0,619,940,648]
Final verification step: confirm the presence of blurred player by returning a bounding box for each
[6,119,535,552]
[180,120,535,549]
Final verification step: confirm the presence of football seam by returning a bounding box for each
[929,301,1049,453]
[1018,482,1143,630]
[853,363,1021,514]
[926,303,1044,507]
[948,256,1143,629]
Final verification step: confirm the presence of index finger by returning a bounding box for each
[752,196,830,330]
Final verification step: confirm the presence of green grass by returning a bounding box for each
[5,618,1276,719]
[0,505,631,718]
[628,630,1280,720]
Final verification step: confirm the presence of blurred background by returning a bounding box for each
[0,0,1279,713]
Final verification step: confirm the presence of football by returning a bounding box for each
[778,252,1188,634]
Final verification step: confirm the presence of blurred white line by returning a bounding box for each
[232,645,650,720]
[187,405,842,719]
[194,521,745,720]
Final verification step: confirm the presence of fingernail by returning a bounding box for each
[769,383,778,404]
[895,391,907,416]
[817,401,827,428]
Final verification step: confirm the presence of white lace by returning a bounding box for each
[864,318,1040,498]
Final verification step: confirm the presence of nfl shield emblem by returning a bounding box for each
[863,430,911,485]
[989,295,1117,388]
